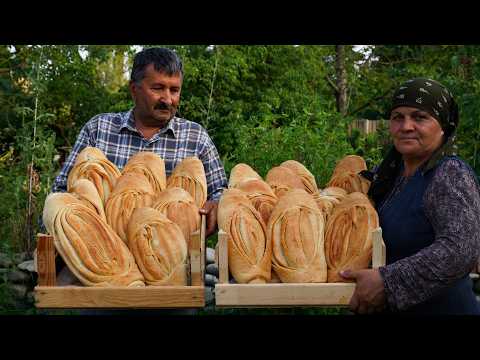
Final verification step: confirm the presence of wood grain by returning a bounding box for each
[215,283,356,307]
[36,234,56,286]
[34,286,205,308]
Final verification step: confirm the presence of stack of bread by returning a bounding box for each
[43,147,205,287]
[219,155,379,284]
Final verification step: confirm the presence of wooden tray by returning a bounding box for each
[34,215,206,309]
[214,227,386,307]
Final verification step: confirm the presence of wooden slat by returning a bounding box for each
[190,214,206,286]
[36,234,56,286]
[190,230,201,286]
[200,214,206,284]
[372,227,386,269]
[215,283,356,307]
[34,286,205,309]
[217,230,229,284]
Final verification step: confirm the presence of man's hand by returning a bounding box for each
[340,268,387,314]
[199,200,218,238]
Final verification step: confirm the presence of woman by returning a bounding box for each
[341,78,480,315]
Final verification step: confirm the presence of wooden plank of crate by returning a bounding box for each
[34,286,205,309]
[214,228,386,307]
[200,214,206,284]
[372,227,386,269]
[215,283,356,307]
[190,214,206,286]
[190,230,201,286]
[36,234,56,286]
[217,230,229,284]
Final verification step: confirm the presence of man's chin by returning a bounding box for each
[150,114,174,127]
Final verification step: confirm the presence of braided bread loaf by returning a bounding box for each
[42,192,145,287]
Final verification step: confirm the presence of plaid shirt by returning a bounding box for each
[52,109,228,201]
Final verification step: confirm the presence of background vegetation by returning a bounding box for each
[1,45,479,314]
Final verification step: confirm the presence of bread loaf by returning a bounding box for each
[235,179,278,225]
[218,189,271,284]
[69,179,106,222]
[122,151,167,195]
[313,187,347,221]
[280,160,318,194]
[265,166,306,198]
[228,163,262,189]
[267,189,327,283]
[324,192,379,282]
[167,157,207,208]
[42,192,145,287]
[127,207,188,286]
[105,173,155,243]
[327,171,371,194]
[151,187,201,247]
[67,147,121,205]
[332,155,367,176]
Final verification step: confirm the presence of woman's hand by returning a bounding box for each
[340,269,387,314]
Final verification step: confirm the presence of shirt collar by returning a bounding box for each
[119,108,179,138]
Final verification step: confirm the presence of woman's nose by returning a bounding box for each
[400,116,415,131]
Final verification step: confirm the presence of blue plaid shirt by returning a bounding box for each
[52,109,228,201]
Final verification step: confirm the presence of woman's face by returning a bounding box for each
[390,106,444,160]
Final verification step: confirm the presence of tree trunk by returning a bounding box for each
[335,45,348,116]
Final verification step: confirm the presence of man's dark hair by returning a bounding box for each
[130,47,183,84]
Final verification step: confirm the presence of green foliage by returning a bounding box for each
[223,111,356,187]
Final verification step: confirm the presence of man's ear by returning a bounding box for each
[129,81,137,102]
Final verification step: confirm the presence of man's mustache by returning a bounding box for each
[154,102,174,111]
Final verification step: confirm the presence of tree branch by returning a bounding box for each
[325,75,338,94]
[349,87,394,116]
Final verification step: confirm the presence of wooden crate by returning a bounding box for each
[214,228,386,307]
[34,215,206,309]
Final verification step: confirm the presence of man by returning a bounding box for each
[50,47,224,307]
[52,47,227,238]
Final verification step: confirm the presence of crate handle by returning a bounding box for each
[36,233,56,286]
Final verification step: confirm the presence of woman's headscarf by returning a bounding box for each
[365,77,460,206]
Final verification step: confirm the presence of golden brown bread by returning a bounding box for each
[69,179,107,222]
[324,192,379,282]
[167,157,207,208]
[228,163,262,189]
[280,160,318,194]
[67,147,121,205]
[327,171,371,194]
[218,189,271,284]
[235,179,278,225]
[122,151,167,195]
[312,187,348,221]
[127,207,188,286]
[265,166,306,198]
[105,173,155,243]
[151,187,201,248]
[42,192,145,287]
[267,189,327,283]
[332,155,367,176]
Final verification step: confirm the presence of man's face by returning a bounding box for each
[130,63,182,127]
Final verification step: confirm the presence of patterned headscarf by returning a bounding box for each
[366,77,460,206]
[390,77,459,138]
